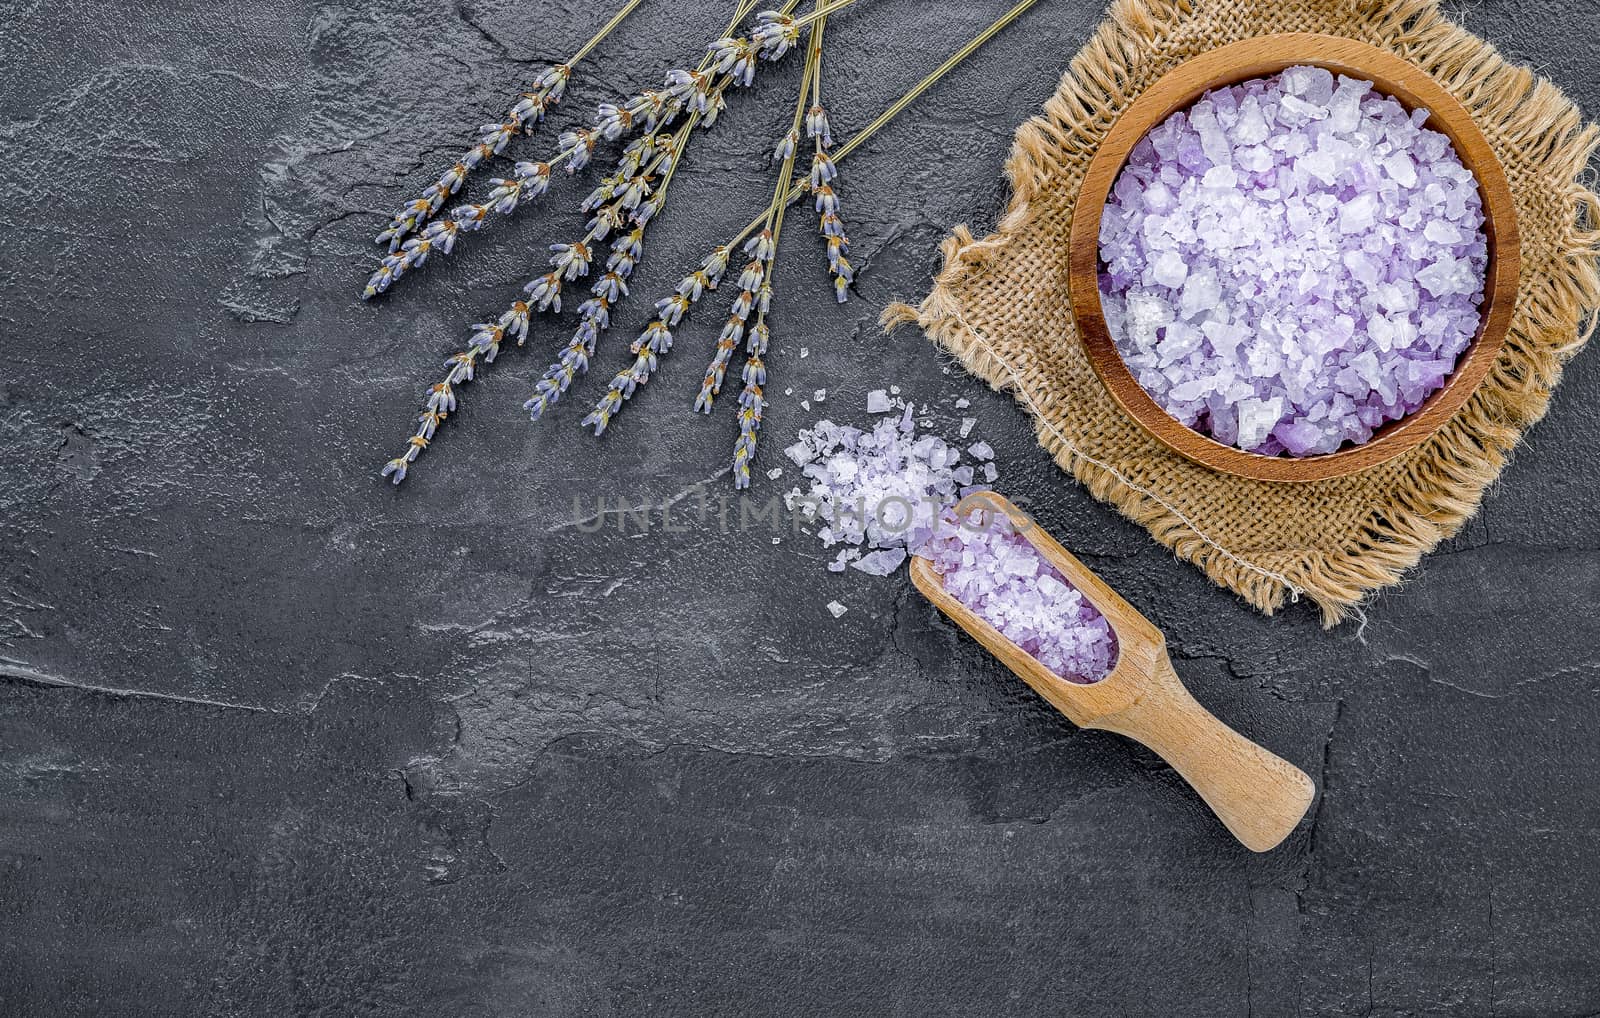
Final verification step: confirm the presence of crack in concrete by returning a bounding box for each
[1384,652,1600,700]
[1,659,378,718]
[2,660,280,714]
[450,0,549,65]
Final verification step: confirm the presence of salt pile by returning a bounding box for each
[784,391,989,575]
[920,510,1117,683]
[1097,66,1489,456]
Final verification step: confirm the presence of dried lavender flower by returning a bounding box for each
[723,2,830,487]
[365,1,775,301]
[367,0,647,279]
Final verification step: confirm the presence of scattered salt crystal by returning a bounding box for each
[766,467,784,480]
[801,400,811,411]
[1098,66,1488,456]
[960,417,977,438]
[954,397,970,409]
[982,462,998,483]
[800,347,809,358]
[784,387,793,396]
[851,548,907,576]
[866,389,891,413]
[968,441,994,460]
[814,389,827,402]
[920,511,1117,683]
[890,385,901,395]
[784,441,813,467]
[826,600,847,618]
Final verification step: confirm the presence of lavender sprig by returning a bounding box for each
[361,82,672,300]
[583,0,1046,448]
[726,4,828,487]
[519,1,819,422]
[372,65,568,259]
[804,19,852,303]
[368,0,645,261]
[361,1,763,302]
[524,121,694,422]
[582,245,731,435]
[379,0,799,483]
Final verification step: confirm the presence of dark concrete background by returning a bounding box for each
[3,0,1599,1014]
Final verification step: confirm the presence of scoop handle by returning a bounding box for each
[1088,656,1315,852]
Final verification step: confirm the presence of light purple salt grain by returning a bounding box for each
[1097,66,1489,456]
[851,547,908,576]
[920,510,1117,683]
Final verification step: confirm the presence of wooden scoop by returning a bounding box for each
[909,491,1315,852]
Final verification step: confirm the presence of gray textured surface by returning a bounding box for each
[3,1,1600,1014]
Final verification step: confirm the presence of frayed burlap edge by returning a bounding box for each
[885,0,1600,625]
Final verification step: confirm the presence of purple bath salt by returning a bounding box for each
[1097,66,1489,456]
[920,511,1117,683]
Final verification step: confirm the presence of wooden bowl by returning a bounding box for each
[1067,34,1520,483]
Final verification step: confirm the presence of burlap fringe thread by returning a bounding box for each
[885,0,1600,625]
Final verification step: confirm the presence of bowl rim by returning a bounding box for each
[1067,33,1521,483]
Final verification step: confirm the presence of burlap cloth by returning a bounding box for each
[885,0,1600,624]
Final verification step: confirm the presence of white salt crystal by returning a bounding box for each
[1328,75,1369,133]
[968,441,994,460]
[865,389,891,412]
[890,385,901,395]
[814,388,827,402]
[1278,94,1328,122]
[799,347,809,358]
[959,417,977,437]
[1424,220,1462,244]
[1235,102,1270,145]
[826,600,847,618]
[1282,65,1335,104]
[1235,396,1282,449]
[1178,271,1221,318]
[1339,193,1378,233]
[954,397,970,409]
[850,548,907,576]
[1152,250,1189,287]
[1126,290,1176,349]
[801,400,811,411]
[766,467,784,480]
[982,462,998,483]
[1298,151,1338,186]
[1418,256,1471,297]
[1383,151,1417,187]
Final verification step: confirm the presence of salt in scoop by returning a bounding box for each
[910,491,1315,851]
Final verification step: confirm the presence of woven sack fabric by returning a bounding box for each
[885,0,1600,623]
